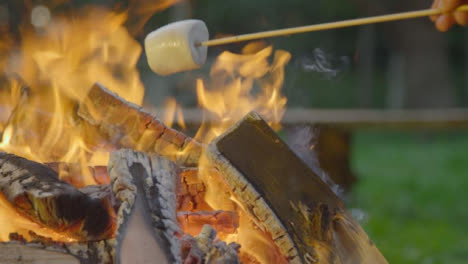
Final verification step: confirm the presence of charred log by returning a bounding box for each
[5,231,115,264]
[108,149,241,264]
[108,149,181,264]
[0,242,80,264]
[206,111,387,264]
[180,225,240,264]
[177,210,239,237]
[0,152,115,241]
[78,83,202,166]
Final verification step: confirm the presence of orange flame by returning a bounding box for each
[192,42,291,263]
[162,97,187,130]
[0,1,179,242]
[195,42,290,143]
[1,2,292,261]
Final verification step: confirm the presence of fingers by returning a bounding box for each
[431,0,468,31]
[436,14,456,31]
[454,10,468,25]
[431,0,442,21]
[442,0,463,12]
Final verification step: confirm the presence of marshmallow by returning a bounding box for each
[145,19,209,76]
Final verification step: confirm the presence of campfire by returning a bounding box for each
[0,2,387,264]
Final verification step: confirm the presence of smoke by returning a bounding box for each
[285,126,343,198]
[296,48,350,79]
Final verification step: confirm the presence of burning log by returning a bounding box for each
[78,83,202,166]
[108,149,181,264]
[108,149,241,264]
[177,168,211,211]
[177,210,239,237]
[180,225,240,264]
[0,242,81,264]
[0,150,241,263]
[3,232,115,264]
[0,152,115,241]
[206,112,388,264]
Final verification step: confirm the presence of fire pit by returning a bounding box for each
[0,2,387,264]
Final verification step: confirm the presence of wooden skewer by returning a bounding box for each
[200,5,468,47]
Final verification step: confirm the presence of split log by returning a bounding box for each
[0,242,80,264]
[108,149,181,264]
[108,149,241,264]
[78,83,202,167]
[0,152,115,241]
[4,232,115,264]
[206,111,388,264]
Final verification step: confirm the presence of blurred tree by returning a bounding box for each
[355,0,456,108]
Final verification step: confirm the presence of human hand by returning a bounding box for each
[430,0,468,31]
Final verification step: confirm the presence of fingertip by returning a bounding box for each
[436,15,455,31]
[454,11,468,26]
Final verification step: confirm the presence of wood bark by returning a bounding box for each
[108,149,181,264]
[78,83,202,167]
[5,232,115,264]
[206,111,388,264]
[0,152,114,241]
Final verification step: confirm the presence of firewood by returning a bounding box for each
[108,149,181,264]
[177,210,239,237]
[206,111,388,264]
[0,152,115,241]
[0,242,80,264]
[180,225,240,264]
[108,149,241,264]
[3,231,115,264]
[177,168,211,211]
[78,83,202,166]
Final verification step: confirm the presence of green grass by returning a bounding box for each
[350,131,468,264]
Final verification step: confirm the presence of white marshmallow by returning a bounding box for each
[145,19,209,76]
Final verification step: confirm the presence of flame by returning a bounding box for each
[191,42,291,263]
[0,8,143,170]
[0,1,178,242]
[161,97,186,130]
[1,1,292,261]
